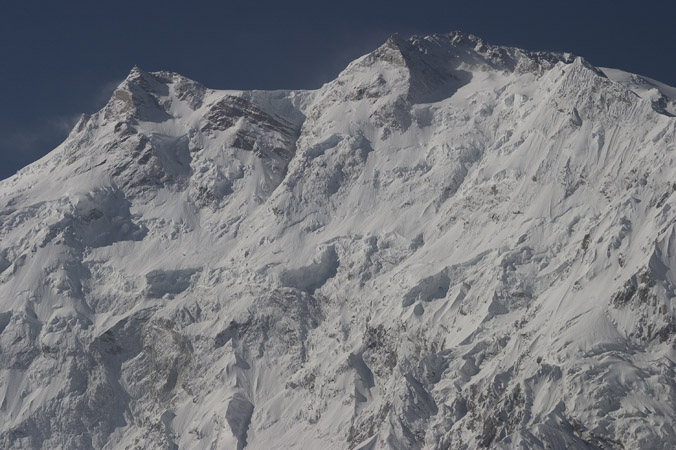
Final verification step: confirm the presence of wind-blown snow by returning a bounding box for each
[0,32,675,449]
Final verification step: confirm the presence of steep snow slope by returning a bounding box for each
[0,32,675,450]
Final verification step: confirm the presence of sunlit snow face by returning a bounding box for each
[0,33,675,450]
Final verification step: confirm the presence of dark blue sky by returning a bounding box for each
[1,0,673,180]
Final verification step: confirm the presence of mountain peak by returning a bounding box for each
[342,31,575,105]
[2,32,676,450]
[127,64,144,78]
[104,66,172,123]
[119,65,163,92]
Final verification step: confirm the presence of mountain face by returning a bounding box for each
[1,32,676,450]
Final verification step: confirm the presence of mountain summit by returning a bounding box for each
[1,32,675,449]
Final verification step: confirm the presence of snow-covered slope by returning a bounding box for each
[1,32,675,449]
[601,67,676,116]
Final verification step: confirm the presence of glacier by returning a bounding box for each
[0,32,675,449]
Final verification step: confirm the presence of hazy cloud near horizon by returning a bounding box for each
[0,78,122,180]
[0,116,78,172]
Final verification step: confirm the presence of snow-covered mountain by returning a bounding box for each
[1,32,675,449]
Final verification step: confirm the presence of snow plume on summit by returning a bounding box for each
[0,32,675,449]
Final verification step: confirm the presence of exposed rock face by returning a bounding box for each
[1,31,676,449]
